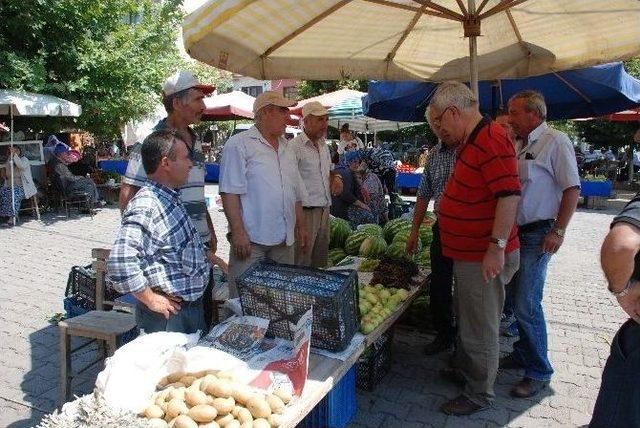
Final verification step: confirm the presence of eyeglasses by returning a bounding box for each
[432,106,453,127]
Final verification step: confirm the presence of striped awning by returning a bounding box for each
[183,0,640,82]
[328,96,423,132]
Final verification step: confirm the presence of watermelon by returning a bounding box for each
[419,224,433,247]
[358,235,387,258]
[330,216,352,249]
[385,242,411,260]
[414,248,431,268]
[357,223,383,237]
[344,230,370,255]
[393,231,422,253]
[382,218,411,243]
[328,248,347,266]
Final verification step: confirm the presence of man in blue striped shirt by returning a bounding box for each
[108,130,214,334]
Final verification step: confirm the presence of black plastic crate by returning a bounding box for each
[64,265,121,310]
[356,327,394,391]
[237,260,360,352]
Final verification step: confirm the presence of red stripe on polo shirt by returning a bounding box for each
[438,118,521,262]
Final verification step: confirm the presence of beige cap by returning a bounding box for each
[302,101,328,118]
[253,91,296,113]
[162,71,215,97]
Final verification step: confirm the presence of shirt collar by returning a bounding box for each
[527,121,548,145]
[147,180,181,203]
[248,125,288,150]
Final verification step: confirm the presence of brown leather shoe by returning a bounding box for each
[510,377,548,398]
[439,368,467,387]
[499,353,525,370]
[440,395,489,416]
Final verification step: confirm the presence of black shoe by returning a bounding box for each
[510,377,549,398]
[499,353,525,370]
[439,368,466,387]
[424,336,454,355]
[440,394,488,416]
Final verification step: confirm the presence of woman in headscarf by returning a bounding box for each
[331,150,375,228]
[0,145,37,226]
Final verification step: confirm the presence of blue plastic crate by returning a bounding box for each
[300,366,357,428]
[63,296,139,347]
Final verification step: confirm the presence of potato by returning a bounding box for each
[145,404,165,419]
[236,407,253,424]
[245,396,271,419]
[185,389,209,407]
[214,414,235,426]
[159,401,169,414]
[206,379,234,398]
[167,372,187,383]
[265,394,285,414]
[206,369,220,376]
[188,404,218,423]
[148,418,169,428]
[180,375,198,387]
[173,414,199,428]
[272,389,292,405]
[157,376,171,388]
[216,370,236,381]
[252,418,270,428]
[169,388,187,402]
[212,397,235,415]
[190,378,204,391]
[231,384,254,405]
[199,422,221,428]
[168,382,187,390]
[267,414,282,427]
[224,421,241,428]
[167,398,189,419]
[159,387,174,401]
[240,422,253,428]
[192,370,209,379]
[200,374,218,392]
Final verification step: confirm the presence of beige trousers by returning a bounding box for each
[227,241,294,298]
[295,207,330,268]
[452,249,520,406]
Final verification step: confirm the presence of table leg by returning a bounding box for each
[59,325,71,408]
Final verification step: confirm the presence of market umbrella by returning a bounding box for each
[0,89,82,225]
[328,96,423,134]
[202,90,255,120]
[363,62,640,122]
[602,107,640,122]
[290,89,366,116]
[183,1,640,96]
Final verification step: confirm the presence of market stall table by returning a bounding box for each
[396,171,422,190]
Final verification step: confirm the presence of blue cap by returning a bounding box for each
[344,150,361,164]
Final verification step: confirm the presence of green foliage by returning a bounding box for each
[296,79,368,100]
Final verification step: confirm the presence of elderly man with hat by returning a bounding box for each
[118,71,225,328]
[220,91,309,297]
[288,101,335,268]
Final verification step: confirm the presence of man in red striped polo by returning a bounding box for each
[429,82,522,416]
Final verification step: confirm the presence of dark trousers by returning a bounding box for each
[590,319,640,427]
[136,297,205,335]
[429,222,455,341]
[203,269,215,330]
[378,169,397,194]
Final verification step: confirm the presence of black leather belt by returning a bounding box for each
[303,206,325,210]
[519,219,554,233]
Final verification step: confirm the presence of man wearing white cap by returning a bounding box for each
[220,91,308,297]
[118,71,225,327]
[289,101,332,267]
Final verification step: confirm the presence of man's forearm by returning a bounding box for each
[492,195,520,238]
[205,210,217,242]
[295,201,305,229]
[601,223,640,291]
[411,197,429,230]
[118,183,140,213]
[220,193,246,234]
[555,187,580,229]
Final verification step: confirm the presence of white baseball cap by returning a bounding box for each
[302,101,329,118]
[253,91,296,113]
[162,71,215,97]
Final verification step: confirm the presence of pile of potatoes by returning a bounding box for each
[141,369,292,428]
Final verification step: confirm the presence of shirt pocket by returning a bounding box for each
[520,158,550,183]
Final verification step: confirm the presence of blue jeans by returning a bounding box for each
[512,220,554,381]
[136,296,205,335]
[590,319,640,427]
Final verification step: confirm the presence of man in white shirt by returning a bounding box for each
[290,101,332,267]
[337,123,364,154]
[219,91,309,297]
[500,90,581,398]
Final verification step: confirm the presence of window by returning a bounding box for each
[242,86,263,97]
[283,86,298,101]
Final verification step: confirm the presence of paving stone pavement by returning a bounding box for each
[0,185,629,427]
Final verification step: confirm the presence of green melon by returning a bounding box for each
[419,224,433,247]
[385,241,411,260]
[357,223,383,237]
[344,230,370,255]
[328,248,347,266]
[358,235,387,258]
[414,248,431,268]
[382,218,412,243]
[330,216,352,249]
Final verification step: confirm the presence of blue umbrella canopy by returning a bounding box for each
[363,62,640,122]
[328,96,422,133]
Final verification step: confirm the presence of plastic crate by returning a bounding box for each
[63,296,139,347]
[300,365,357,428]
[64,265,122,310]
[237,260,360,352]
[356,327,394,391]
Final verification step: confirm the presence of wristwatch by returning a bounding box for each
[489,237,507,249]
[609,279,636,298]
[553,227,566,238]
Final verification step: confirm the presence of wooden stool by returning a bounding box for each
[58,310,136,406]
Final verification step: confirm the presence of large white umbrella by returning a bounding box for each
[183,0,640,96]
[0,90,82,225]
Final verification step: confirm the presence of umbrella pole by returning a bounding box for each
[466,0,479,97]
[10,109,16,226]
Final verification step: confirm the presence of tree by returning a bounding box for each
[296,79,368,100]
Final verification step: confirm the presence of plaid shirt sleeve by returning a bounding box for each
[417,154,435,200]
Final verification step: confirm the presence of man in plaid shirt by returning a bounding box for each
[108,130,216,334]
[407,109,457,356]
[361,145,397,194]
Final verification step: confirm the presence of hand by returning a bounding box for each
[361,188,371,204]
[542,230,563,253]
[482,246,505,283]
[206,250,229,275]
[296,225,309,254]
[209,237,218,254]
[616,283,640,323]
[231,228,251,260]
[330,175,343,197]
[406,230,420,255]
[138,289,181,320]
